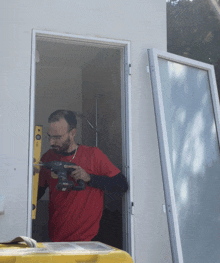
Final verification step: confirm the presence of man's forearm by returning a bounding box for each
[87,172,128,194]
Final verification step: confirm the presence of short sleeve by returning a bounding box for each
[93,148,120,177]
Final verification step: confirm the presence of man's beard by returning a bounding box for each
[51,137,71,154]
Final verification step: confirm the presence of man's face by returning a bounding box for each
[47,118,73,154]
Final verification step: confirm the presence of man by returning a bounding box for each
[38,110,128,242]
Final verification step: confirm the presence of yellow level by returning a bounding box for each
[32,126,42,219]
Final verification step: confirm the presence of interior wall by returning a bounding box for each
[82,50,122,171]
[35,65,82,156]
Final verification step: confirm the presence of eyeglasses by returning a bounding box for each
[47,132,69,141]
[47,128,74,141]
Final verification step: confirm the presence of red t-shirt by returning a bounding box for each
[38,145,120,242]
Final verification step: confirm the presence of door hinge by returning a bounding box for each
[129,202,134,215]
[125,63,131,76]
[128,64,131,75]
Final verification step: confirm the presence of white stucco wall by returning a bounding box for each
[0,1,171,262]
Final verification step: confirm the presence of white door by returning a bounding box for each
[149,48,220,263]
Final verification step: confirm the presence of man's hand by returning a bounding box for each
[64,164,91,183]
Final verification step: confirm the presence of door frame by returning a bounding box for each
[28,29,134,257]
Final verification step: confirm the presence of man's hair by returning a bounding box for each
[48,110,77,130]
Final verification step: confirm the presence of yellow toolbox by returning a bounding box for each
[0,240,133,263]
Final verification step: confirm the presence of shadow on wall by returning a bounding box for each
[32,200,50,242]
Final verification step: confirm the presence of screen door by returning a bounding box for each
[148,48,220,263]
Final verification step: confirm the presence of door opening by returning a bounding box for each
[29,30,133,254]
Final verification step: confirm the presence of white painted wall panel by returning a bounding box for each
[0,0,170,262]
[0,35,30,241]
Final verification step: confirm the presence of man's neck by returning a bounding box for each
[62,147,78,156]
[59,143,78,156]
[66,143,78,153]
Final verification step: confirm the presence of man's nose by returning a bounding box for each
[49,137,56,144]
